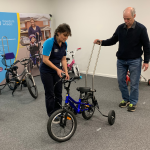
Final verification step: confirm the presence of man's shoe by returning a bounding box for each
[119,100,130,108]
[127,104,136,112]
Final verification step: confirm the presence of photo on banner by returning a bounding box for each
[19,13,51,76]
[0,12,51,86]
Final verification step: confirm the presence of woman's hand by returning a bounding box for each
[36,32,39,35]
[65,72,70,80]
[57,69,65,78]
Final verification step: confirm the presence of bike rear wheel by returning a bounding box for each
[26,74,38,99]
[5,70,16,90]
[47,109,77,142]
[82,97,95,120]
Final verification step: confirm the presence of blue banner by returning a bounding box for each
[0,12,19,84]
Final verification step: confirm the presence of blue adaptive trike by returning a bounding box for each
[47,43,116,142]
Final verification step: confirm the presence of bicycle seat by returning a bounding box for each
[66,58,70,61]
[12,66,18,71]
[76,87,91,93]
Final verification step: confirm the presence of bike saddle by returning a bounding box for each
[76,87,91,93]
[66,58,70,61]
[12,66,18,71]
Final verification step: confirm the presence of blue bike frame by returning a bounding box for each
[65,94,91,113]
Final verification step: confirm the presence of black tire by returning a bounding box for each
[148,79,150,86]
[5,70,16,90]
[26,74,38,99]
[27,59,33,73]
[47,109,77,142]
[72,67,74,73]
[82,97,95,120]
[73,66,80,77]
[108,110,115,125]
[36,54,42,68]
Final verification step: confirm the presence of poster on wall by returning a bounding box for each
[0,12,51,85]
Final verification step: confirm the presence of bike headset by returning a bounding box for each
[53,73,82,107]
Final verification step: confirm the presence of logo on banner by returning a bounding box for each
[0,67,3,72]
[2,20,14,26]
[0,21,1,25]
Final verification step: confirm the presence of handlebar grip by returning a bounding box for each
[61,73,66,78]
[74,76,82,80]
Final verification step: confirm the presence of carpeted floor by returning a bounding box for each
[0,74,150,150]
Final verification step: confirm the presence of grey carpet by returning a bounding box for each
[0,74,150,150]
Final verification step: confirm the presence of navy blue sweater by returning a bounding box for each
[102,21,150,63]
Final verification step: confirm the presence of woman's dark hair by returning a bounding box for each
[54,23,72,36]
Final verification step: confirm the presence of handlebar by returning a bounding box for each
[61,73,82,82]
[67,47,81,56]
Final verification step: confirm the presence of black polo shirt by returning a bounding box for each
[40,36,67,73]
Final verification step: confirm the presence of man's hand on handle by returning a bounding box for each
[93,39,102,45]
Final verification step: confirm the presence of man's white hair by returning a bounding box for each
[124,7,136,17]
[131,8,136,17]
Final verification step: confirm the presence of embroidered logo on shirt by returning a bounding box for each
[54,49,59,52]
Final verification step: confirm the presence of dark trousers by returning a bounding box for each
[40,72,62,117]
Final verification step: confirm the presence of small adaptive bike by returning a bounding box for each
[47,43,115,142]
[0,54,38,98]
[0,42,38,98]
[63,47,81,76]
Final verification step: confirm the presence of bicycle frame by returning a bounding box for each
[67,59,75,71]
[65,94,91,114]
[10,64,35,86]
[67,48,81,71]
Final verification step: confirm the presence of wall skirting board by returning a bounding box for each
[80,71,147,82]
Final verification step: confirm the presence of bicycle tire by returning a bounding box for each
[5,70,16,90]
[82,96,95,120]
[36,54,42,68]
[73,65,80,76]
[27,59,33,73]
[47,109,77,142]
[26,74,38,99]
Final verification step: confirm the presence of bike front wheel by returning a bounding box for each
[26,74,38,99]
[47,109,77,142]
[73,65,80,76]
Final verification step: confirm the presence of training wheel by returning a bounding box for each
[108,110,115,125]
[148,79,150,86]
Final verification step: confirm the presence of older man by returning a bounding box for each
[94,7,150,112]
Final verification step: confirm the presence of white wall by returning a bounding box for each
[0,0,52,14]
[50,0,150,81]
[1,0,150,81]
